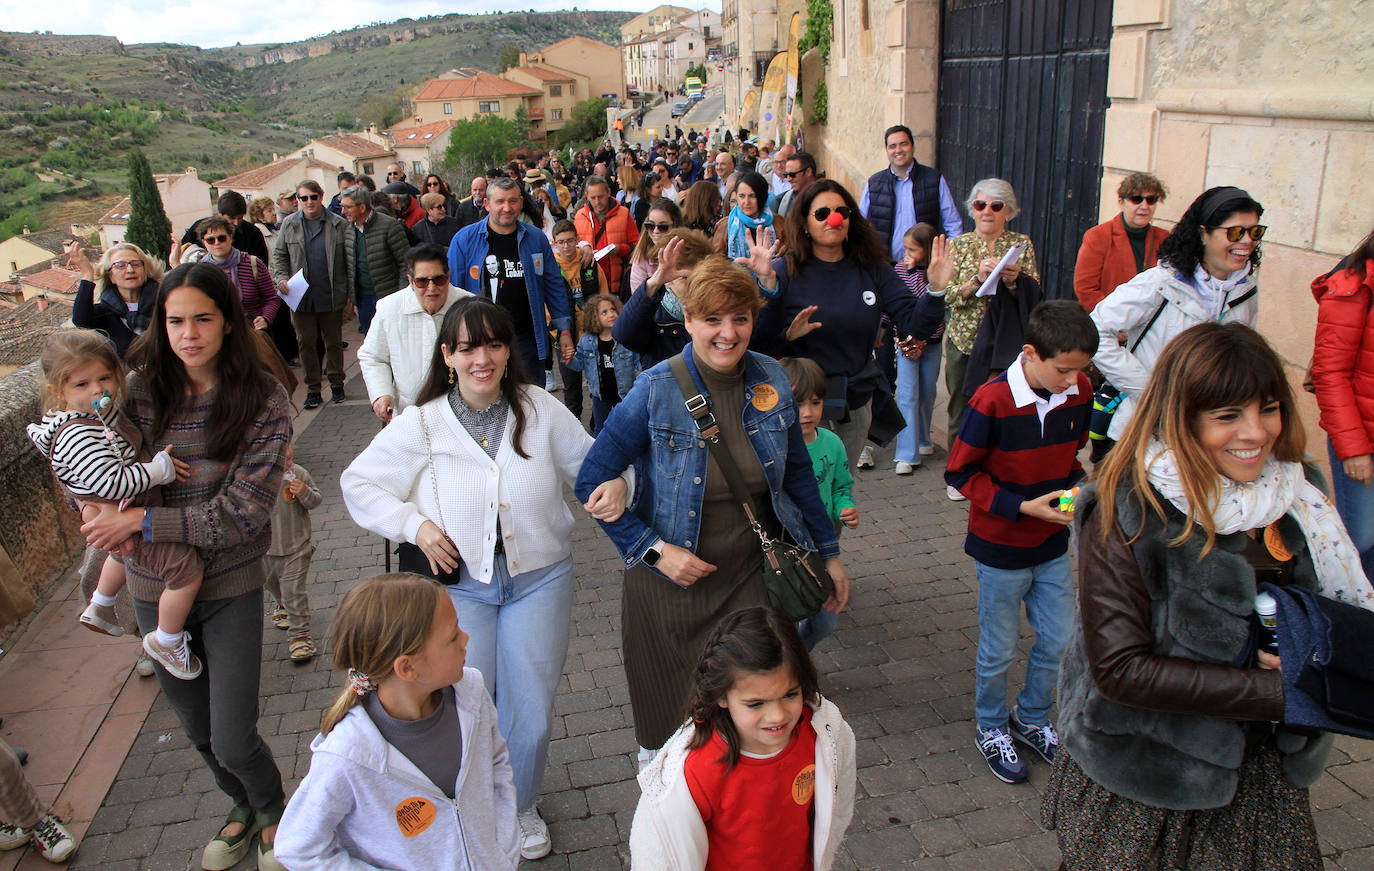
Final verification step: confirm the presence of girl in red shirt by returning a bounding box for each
[630,607,856,870]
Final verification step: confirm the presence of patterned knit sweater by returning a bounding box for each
[122,374,292,602]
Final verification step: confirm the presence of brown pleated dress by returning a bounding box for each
[621,359,778,750]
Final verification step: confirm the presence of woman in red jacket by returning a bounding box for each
[1312,226,1374,580]
[1072,173,1169,313]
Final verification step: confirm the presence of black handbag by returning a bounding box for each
[398,406,464,585]
[668,354,833,621]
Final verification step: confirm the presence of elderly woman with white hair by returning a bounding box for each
[940,178,1039,499]
[67,241,165,359]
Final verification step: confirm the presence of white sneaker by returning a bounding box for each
[0,820,29,852]
[895,461,916,476]
[79,601,124,636]
[946,485,967,502]
[856,445,875,469]
[135,652,156,678]
[516,806,551,860]
[142,632,203,681]
[919,444,936,456]
[28,814,76,862]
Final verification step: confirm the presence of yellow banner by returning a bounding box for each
[756,52,788,144]
[784,12,800,145]
[738,88,759,130]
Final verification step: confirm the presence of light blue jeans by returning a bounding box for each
[894,340,943,464]
[973,553,1073,732]
[1328,439,1374,582]
[447,553,574,811]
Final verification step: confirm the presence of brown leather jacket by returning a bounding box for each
[1077,507,1284,721]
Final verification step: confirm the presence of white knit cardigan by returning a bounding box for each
[357,284,472,412]
[341,386,613,584]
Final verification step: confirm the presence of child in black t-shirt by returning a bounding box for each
[570,294,636,434]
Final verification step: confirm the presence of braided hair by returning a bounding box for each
[684,607,820,770]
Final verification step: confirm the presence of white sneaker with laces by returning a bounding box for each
[946,484,967,502]
[27,814,76,862]
[79,601,124,636]
[895,461,916,476]
[517,805,551,860]
[856,445,875,469]
[142,631,203,681]
[0,821,29,852]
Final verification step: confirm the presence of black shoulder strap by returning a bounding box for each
[1130,298,1169,353]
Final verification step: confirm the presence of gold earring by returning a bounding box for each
[448,367,455,386]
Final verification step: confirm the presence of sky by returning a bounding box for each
[1,0,719,49]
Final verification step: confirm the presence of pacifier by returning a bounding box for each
[91,390,113,413]
[825,211,845,229]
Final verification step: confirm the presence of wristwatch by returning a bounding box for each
[642,541,664,567]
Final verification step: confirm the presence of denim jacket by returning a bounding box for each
[574,349,840,575]
[570,332,638,400]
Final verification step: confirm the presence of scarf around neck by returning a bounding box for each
[205,247,244,291]
[1144,439,1374,610]
[1190,263,1251,321]
[726,204,774,261]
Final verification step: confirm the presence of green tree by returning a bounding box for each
[443,114,524,182]
[499,45,522,71]
[549,96,610,149]
[513,104,532,142]
[124,149,171,263]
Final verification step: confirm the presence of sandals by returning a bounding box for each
[201,805,257,871]
[289,636,316,663]
[270,606,289,630]
[255,807,287,871]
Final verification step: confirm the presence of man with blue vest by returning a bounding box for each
[447,177,574,377]
[860,124,965,262]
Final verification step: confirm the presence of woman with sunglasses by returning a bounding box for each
[942,179,1040,488]
[628,198,683,292]
[422,174,459,218]
[1089,185,1264,453]
[1073,172,1169,313]
[747,179,945,466]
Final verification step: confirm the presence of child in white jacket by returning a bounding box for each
[630,607,857,871]
[274,574,519,870]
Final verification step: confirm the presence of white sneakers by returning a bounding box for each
[947,485,968,502]
[0,814,76,863]
[895,461,916,476]
[919,444,936,456]
[517,806,551,860]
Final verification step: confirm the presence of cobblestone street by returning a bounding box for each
[29,372,1374,870]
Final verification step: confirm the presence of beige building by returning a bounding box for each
[288,130,396,178]
[386,120,458,178]
[96,167,212,249]
[0,232,62,283]
[215,154,338,203]
[624,34,664,95]
[502,62,591,135]
[625,9,722,98]
[721,0,781,124]
[528,36,626,105]
[620,5,693,42]
[412,69,543,134]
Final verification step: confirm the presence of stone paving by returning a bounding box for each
[58,371,1374,869]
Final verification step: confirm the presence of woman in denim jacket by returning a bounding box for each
[576,256,850,762]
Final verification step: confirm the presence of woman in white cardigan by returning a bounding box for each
[341,296,628,861]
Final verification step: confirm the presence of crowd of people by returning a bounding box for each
[3,115,1373,871]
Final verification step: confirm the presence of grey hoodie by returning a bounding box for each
[274,668,519,870]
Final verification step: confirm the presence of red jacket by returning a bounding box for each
[1073,215,1167,312]
[1311,259,1374,461]
[574,201,639,293]
[397,196,426,229]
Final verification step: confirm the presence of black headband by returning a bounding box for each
[1197,186,1254,226]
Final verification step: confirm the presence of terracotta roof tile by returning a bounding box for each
[0,296,75,367]
[216,155,336,189]
[314,134,395,159]
[414,71,541,101]
[511,65,575,82]
[98,197,133,225]
[385,119,457,145]
[18,267,81,295]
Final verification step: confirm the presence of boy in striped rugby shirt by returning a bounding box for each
[945,301,1098,784]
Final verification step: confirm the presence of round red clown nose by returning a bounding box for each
[825,211,845,228]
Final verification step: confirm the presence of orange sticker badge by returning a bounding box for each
[791,764,816,805]
[1264,523,1293,562]
[469,265,480,280]
[751,383,779,412]
[395,796,436,837]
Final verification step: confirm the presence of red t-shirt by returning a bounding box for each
[684,707,818,871]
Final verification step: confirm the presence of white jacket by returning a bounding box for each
[273,669,519,870]
[357,284,472,412]
[629,698,856,871]
[1091,263,1258,439]
[341,387,618,584]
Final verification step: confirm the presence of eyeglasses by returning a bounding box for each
[1209,224,1267,243]
[110,260,142,270]
[201,235,229,244]
[298,194,321,202]
[411,275,450,288]
[972,200,1005,212]
[1125,194,1160,205]
[643,221,673,232]
[812,205,852,222]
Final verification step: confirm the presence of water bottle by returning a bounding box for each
[1255,592,1279,655]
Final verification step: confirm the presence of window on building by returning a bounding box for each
[362,162,374,175]
[552,108,563,120]
[568,83,573,96]
[479,101,500,113]
[550,85,562,96]
[689,42,694,50]
[413,161,422,175]
[443,102,452,114]
[860,0,871,31]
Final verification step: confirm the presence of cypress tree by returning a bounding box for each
[125,149,172,263]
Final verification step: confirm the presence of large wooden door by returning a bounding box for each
[937,0,1112,297]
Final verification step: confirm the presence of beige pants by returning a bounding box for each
[0,740,43,829]
[264,544,314,637]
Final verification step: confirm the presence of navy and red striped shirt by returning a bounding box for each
[945,358,1091,569]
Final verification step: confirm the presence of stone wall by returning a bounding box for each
[0,363,87,634]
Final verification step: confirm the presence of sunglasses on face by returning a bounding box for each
[972,200,1005,212]
[812,205,852,222]
[783,171,801,179]
[111,260,142,270]
[1210,224,1267,243]
[201,235,229,244]
[426,181,442,187]
[411,275,450,288]
[387,172,401,177]
[298,194,321,202]
[1126,194,1160,205]
[644,221,673,232]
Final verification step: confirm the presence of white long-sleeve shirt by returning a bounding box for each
[357,284,472,412]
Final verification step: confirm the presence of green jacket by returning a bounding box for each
[344,211,410,299]
[806,428,856,523]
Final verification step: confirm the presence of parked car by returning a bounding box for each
[671,100,689,117]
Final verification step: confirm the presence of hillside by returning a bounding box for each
[0,10,630,238]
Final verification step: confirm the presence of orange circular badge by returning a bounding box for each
[1264,523,1293,562]
[791,764,816,805]
[395,796,436,838]
[752,383,779,412]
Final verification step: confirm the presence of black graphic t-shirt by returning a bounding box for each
[486,228,533,336]
[598,337,619,401]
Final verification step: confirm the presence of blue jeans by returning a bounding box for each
[1328,439,1374,582]
[356,292,377,335]
[894,340,943,464]
[591,395,618,434]
[798,520,843,650]
[973,553,1073,732]
[446,554,574,811]
[513,332,544,385]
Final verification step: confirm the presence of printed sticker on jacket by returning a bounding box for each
[395,797,436,837]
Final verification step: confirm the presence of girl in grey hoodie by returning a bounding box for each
[275,574,519,870]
